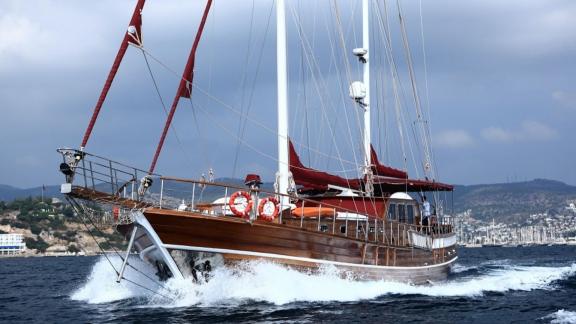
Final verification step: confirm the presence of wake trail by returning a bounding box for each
[71,256,576,306]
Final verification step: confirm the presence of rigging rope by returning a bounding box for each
[232,1,274,177]
[141,50,200,169]
[148,0,213,175]
[231,0,257,177]
[137,43,363,170]
[291,3,377,215]
[396,0,433,179]
[66,197,176,301]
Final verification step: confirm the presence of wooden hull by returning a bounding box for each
[119,208,457,283]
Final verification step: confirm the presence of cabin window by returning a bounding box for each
[398,204,406,222]
[388,204,396,220]
[320,225,328,232]
[407,205,414,224]
[340,225,347,234]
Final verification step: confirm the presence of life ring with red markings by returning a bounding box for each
[258,196,279,221]
[229,191,253,219]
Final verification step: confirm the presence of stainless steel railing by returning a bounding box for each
[57,148,454,248]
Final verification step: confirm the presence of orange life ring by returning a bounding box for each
[229,191,253,218]
[258,196,279,221]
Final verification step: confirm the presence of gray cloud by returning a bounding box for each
[481,121,559,143]
[0,0,575,188]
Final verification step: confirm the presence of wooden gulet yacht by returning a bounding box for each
[59,0,457,285]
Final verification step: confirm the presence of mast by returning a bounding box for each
[276,0,290,204]
[362,0,371,174]
[148,0,213,175]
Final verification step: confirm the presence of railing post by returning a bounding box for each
[133,169,138,200]
[114,169,119,194]
[317,204,322,231]
[300,200,305,228]
[278,192,283,224]
[365,217,368,241]
[253,191,259,221]
[108,160,115,195]
[159,179,164,209]
[374,218,377,242]
[191,183,196,211]
[383,220,386,243]
[345,213,348,236]
[356,214,359,239]
[90,161,95,191]
[224,187,229,216]
[332,208,336,234]
[81,156,87,188]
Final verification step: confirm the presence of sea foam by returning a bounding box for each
[71,256,576,307]
[542,310,576,324]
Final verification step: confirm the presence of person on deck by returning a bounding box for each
[421,196,431,229]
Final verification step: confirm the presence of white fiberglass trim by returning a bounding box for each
[133,212,184,280]
[162,244,458,270]
[389,192,413,200]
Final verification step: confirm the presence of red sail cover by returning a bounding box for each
[289,141,361,190]
[81,0,145,148]
[370,145,407,179]
[373,177,454,192]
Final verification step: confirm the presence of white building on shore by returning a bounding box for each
[0,234,26,256]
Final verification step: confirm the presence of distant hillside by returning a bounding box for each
[453,179,576,223]
[3,178,575,225]
[0,184,61,202]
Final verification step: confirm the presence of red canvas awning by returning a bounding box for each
[289,141,361,190]
[370,145,407,179]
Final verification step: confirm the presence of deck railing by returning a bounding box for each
[58,148,453,248]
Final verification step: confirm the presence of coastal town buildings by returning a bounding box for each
[0,234,26,255]
[453,202,576,246]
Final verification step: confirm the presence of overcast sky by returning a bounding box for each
[1,0,575,188]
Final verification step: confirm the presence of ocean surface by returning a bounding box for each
[1,246,575,323]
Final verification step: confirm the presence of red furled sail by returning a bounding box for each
[148,0,213,174]
[373,177,454,192]
[81,0,146,149]
[370,145,407,179]
[289,140,361,190]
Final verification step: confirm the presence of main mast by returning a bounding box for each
[362,0,371,174]
[276,0,290,204]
